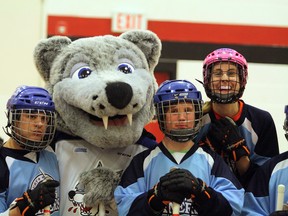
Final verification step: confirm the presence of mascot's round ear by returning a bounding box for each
[34,36,72,81]
[120,30,162,72]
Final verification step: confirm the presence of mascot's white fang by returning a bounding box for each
[34,30,162,216]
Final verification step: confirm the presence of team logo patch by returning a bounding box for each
[74,147,88,153]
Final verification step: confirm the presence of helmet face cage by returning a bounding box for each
[4,85,56,151]
[284,105,288,141]
[156,99,203,142]
[7,109,56,151]
[203,48,248,104]
[154,80,203,142]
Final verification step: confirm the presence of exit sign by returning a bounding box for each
[112,12,147,33]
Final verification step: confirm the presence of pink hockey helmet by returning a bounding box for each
[202,48,248,103]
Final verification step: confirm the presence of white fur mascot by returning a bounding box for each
[33,30,162,216]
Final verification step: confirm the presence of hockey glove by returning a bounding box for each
[161,169,211,205]
[16,180,59,216]
[206,117,250,161]
[147,172,187,212]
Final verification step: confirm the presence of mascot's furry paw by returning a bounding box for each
[79,167,120,207]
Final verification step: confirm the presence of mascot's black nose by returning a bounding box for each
[105,82,133,109]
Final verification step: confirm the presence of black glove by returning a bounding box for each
[206,117,250,161]
[16,180,59,216]
[270,211,288,216]
[161,169,211,205]
[147,172,187,212]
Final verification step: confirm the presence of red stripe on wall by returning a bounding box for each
[149,21,288,47]
[48,16,114,37]
[48,15,288,47]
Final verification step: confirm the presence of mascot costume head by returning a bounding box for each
[34,30,161,216]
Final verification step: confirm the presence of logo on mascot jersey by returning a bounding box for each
[67,181,105,216]
[74,147,88,153]
[66,160,121,216]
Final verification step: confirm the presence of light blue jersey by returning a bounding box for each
[0,146,60,216]
[115,142,244,216]
[242,151,288,215]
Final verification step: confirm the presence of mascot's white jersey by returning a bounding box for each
[56,139,149,216]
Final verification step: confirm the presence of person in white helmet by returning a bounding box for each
[0,85,60,216]
[198,48,279,189]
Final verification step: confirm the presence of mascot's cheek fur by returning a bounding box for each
[34,30,161,215]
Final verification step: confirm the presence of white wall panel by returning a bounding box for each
[44,0,288,27]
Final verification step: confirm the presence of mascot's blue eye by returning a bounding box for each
[117,63,134,74]
[72,67,92,79]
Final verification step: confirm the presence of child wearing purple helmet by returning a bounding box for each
[115,80,244,215]
[0,85,60,216]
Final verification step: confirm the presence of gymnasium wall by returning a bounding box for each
[1,0,287,151]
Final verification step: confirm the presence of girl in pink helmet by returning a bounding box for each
[198,48,279,189]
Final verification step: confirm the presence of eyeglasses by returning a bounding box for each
[211,70,238,78]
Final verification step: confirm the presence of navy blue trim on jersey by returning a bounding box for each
[0,147,38,191]
[242,151,288,215]
[240,102,279,157]
[197,100,279,188]
[136,129,157,149]
[50,129,157,151]
[115,142,244,215]
[0,146,60,215]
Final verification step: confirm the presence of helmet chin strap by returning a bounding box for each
[167,129,194,143]
[211,93,239,104]
[11,132,46,152]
